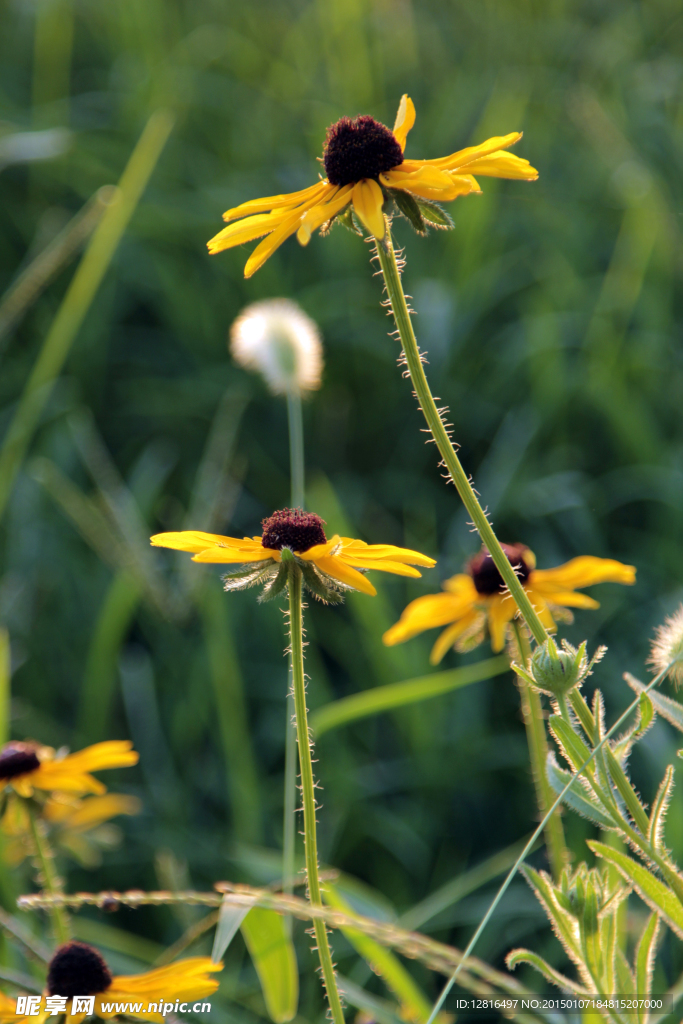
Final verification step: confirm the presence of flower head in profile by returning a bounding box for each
[152,507,435,604]
[230,298,323,396]
[648,604,683,687]
[0,741,138,799]
[208,94,538,277]
[2,791,141,868]
[383,543,636,663]
[42,942,221,1023]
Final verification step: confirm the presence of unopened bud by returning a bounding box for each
[514,637,605,698]
[230,298,323,396]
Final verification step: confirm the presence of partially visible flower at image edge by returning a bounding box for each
[0,741,138,799]
[648,604,683,687]
[151,507,435,603]
[207,94,538,277]
[230,298,323,396]
[0,942,222,1024]
[383,543,636,663]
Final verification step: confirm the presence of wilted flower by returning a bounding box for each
[208,94,537,277]
[230,298,323,396]
[383,544,636,662]
[151,507,435,603]
[649,604,683,687]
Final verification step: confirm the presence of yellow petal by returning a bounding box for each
[531,557,636,591]
[461,151,538,180]
[382,164,456,190]
[340,541,436,567]
[151,531,249,553]
[442,573,479,598]
[297,185,353,245]
[222,181,330,222]
[341,556,422,578]
[299,536,344,560]
[207,210,291,254]
[382,590,478,645]
[428,132,523,171]
[430,611,484,665]
[486,595,516,652]
[192,544,273,564]
[313,555,377,596]
[392,94,416,152]
[352,179,385,240]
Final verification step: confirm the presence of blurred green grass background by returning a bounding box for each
[1,0,683,1017]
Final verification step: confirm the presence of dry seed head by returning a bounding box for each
[230,298,323,396]
[649,604,683,687]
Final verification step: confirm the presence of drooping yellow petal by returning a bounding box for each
[383,589,478,646]
[244,204,315,278]
[392,94,416,152]
[382,164,458,190]
[59,793,142,831]
[461,151,538,180]
[341,557,422,578]
[442,573,479,598]
[352,179,385,239]
[486,595,517,652]
[192,544,274,564]
[96,958,222,1023]
[313,555,377,596]
[207,210,292,254]
[340,541,436,567]
[151,531,251,553]
[222,181,331,223]
[297,184,354,245]
[531,557,636,591]
[427,132,523,171]
[29,742,139,795]
[430,611,484,665]
[299,536,345,560]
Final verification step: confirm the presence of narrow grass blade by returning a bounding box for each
[336,976,404,1024]
[0,628,9,745]
[212,895,255,963]
[240,906,298,1023]
[0,109,174,525]
[311,656,509,736]
[0,186,113,345]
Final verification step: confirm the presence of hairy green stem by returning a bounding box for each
[283,390,305,911]
[375,231,548,648]
[27,803,70,945]
[287,563,345,1024]
[423,660,675,1024]
[511,623,567,879]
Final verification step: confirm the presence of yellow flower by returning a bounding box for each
[0,741,138,799]
[151,507,435,602]
[0,991,37,1024]
[44,942,221,1024]
[1,792,141,868]
[207,94,538,277]
[383,543,636,663]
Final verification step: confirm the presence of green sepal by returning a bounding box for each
[258,562,289,603]
[389,189,426,235]
[298,559,344,604]
[415,198,454,230]
[335,206,363,237]
[222,561,278,592]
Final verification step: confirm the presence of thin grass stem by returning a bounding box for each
[423,660,676,1024]
[375,230,548,648]
[287,562,345,1024]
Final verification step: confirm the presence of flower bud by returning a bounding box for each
[229,298,323,396]
[514,637,605,698]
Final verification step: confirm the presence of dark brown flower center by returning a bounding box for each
[261,508,327,553]
[468,544,533,596]
[0,742,40,780]
[47,942,113,998]
[323,115,403,186]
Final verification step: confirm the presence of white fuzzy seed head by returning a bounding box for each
[649,604,683,687]
[229,298,323,396]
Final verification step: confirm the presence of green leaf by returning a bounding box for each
[310,656,509,735]
[648,765,674,850]
[324,884,432,1024]
[604,745,650,836]
[389,189,426,235]
[212,894,255,963]
[588,841,683,939]
[546,752,616,828]
[505,949,588,996]
[522,866,583,965]
[240,906,298,1023]
[625,673,683,733]
[414,198,454,229]
[635,912,659,1015]
[335,206,363,236]
[580,871,602,986]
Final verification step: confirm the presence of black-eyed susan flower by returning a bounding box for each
[0,991,36,1024]
[1,792,141,868]
[0,741,138,799]
[43,942,221,1024]
[151,507,435,603]
[207,94,538,277]
[383,543,636,663]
